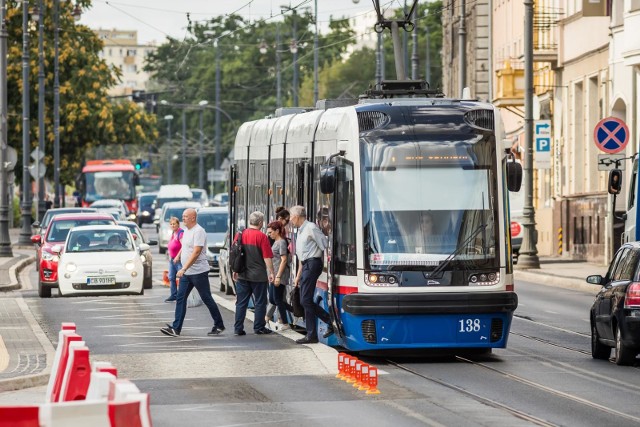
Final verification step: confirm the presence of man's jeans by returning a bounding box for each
[299,258,330,339]
[234,279,268,333]
[171,271,224,333]
[168,259,182,300]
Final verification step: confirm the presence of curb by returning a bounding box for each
[0,255,34,292]
[514,270,600,295]
[215,294,338,375]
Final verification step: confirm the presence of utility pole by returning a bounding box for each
[0,0,13,256]
[276,25,281,109]
[164,115,173,185]
[53,0,61,208]
[411,6,418,80]
[313,0,319,105]
[425,25,431,84]
[215,41,221,171]
[181,109,186,185]
[516,0,540,269]
[458,0,467,97]
[18,0,32,245]
[292,9,298,107]
[37,0,45,221]
[376,32,382,84]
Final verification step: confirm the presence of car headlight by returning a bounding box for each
[140,255,147,263]
[142,211,150,216]
[125,260,135,271]
[42,251,58,262]
[66,262,77,272]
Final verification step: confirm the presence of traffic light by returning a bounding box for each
[135,158,142,170]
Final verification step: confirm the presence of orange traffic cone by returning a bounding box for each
[365,366,381,395]
[162,270,170,286]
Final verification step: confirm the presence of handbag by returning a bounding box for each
[187,289,203,308]
[289,286,305,318]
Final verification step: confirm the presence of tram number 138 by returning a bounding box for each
[458,318,482,333]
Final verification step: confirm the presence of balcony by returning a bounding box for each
[493,59,524,107]
[533,7,561,65]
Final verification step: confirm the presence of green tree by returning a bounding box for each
[6,0,157,187]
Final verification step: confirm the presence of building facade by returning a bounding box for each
[95,29,157,97]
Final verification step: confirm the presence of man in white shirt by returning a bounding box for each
[290,205,333,344]
[161,208,225,337]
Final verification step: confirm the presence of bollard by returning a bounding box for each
[342,355,351,382]
[366,366,381,394]
[162,270,170,286]
[353,361,363,389]
[347,357,357,384]
[336,353,346,380]
[358,364,370,391]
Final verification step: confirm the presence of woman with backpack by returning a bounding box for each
[165,216,184,302]
[265,220,291,330]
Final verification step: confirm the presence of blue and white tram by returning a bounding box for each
[231,92,522,352]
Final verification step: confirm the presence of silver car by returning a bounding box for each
[157,201,201,254]
[197,207,228,273]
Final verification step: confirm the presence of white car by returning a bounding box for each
[90,199,131,221]
[157,201,200,254]
[56,225,147,296]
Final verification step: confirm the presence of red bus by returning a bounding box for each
[78,160,139,213]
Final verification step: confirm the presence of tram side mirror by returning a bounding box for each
[320,165,337,194]
[506,161,522,192]
[608,169,622,195]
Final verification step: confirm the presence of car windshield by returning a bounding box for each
[198,213,227,233]
[84,171,135,202]
[163,207,190,222]
[46,219,114,242]
[66,229,134,252]
[40,209,95,230]
[139,195,156,208]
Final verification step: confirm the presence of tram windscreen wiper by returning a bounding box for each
[427,223,488,278]
[388,264,436,271]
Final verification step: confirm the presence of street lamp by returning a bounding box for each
[32,0,45,222]
[259,28,282,109]
[281,5,299,107]
[18,0,32,245]
[197,100,208,189]
[0,0,13,256]
[516,0,540,269]
[164,115,173,185]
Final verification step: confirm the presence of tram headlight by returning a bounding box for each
[365,273,399,287]
[468,272,500,286]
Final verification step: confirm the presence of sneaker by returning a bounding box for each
[164,297,177,303]
[160,326,179,337]
[207,326,225,336]
[255,327,273,335]
[234,330,246,336]
[322,325,335,339]
[296,336,319,344]
[277,323,290,331]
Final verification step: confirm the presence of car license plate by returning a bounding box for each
[87,276,116,286]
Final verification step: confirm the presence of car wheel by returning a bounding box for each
[144,276,153,289]
[615,326,636,365]
[591,321,610,360]
[38,281,51,298]
[159,246,166,255]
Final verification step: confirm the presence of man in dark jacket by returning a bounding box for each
[232,211,276,335]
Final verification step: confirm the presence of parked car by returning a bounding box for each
[157,201,201,254]
[32,207,97,237]
[588,242,640,365]
[56,225,146,296]
[218,232,235,295]
[152,185,192,224]
[117,221,157,289]
[136,192,157,226]
[190,188,209,207]
[196,206,228,273]
[211,192,228,207]
[30,213,116,297]
[90,199,130,221]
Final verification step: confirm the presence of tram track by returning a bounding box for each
[386,355,640,427]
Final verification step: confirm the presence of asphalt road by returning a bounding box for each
[17,224,640,427]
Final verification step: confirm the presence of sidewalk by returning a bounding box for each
[0,225,607,393]
[0,228,56,392]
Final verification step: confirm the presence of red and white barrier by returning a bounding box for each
[0,405,39,427]
[108,401,143,427]
[45,324,78,403]
[93,361,118,378]
[126,393,152,427]
[39,400,110,427]
[108,379,140,402]
[86,372,117,401]
[59,345,92,402]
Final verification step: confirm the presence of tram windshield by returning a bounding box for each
[362,133,499,272]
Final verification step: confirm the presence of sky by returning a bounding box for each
[81,0,394,45]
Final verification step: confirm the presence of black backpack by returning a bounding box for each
[229,231,246,273]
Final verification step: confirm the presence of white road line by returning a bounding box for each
[0,335,9,373]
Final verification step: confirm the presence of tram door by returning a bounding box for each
[296,162,313,209]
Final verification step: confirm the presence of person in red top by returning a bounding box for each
[165,217,183,302]
[233,211,275,335]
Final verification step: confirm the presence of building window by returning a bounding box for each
[126,49,137,56]
[125,64,137,73]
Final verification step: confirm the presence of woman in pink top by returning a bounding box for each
[165,217,184,302]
